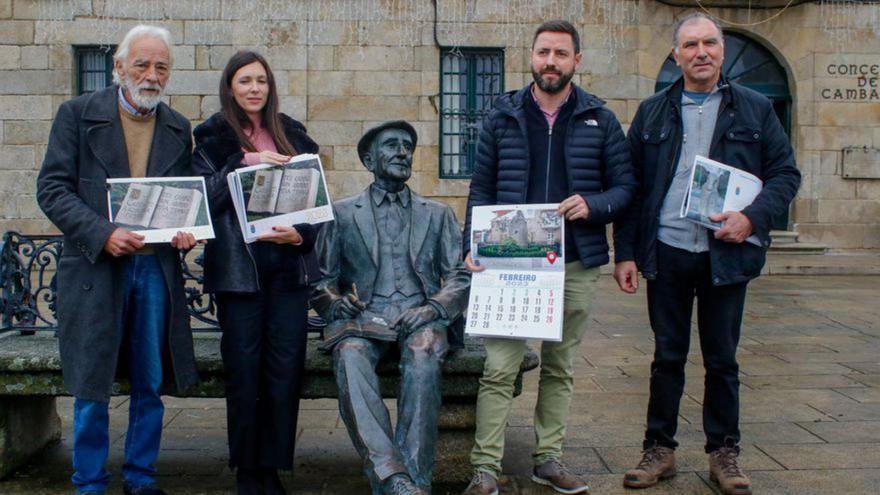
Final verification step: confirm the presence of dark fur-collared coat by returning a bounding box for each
[191,112,320,293]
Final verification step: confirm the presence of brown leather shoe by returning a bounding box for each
[459,471,498,495]
[531,460,590,494]
[623,445,677,488]
[709,447,752,495]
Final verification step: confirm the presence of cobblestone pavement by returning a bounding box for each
[3,275,879,494]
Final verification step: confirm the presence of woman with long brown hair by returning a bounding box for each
[191,51,319,495]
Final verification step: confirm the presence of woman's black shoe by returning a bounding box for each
[235,467,262,495]
[259,468,287,495]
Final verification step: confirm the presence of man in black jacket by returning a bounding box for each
[461,20,635,495]
[613,13,800,495]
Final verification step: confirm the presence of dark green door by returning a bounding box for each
[655,32,792,230]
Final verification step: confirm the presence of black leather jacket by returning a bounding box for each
[192,112,320,293]
[614,77,801,285]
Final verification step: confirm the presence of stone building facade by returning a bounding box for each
[0,0,878,249]
[480,209,562,247]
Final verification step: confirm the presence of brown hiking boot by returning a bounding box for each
[460,471,498,495]
[709,447,752,495]
[623,445,677,488]
[531,459,590,494]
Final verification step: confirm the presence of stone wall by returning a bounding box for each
[0,0,878,249]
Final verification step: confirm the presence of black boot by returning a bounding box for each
[235,467,261,495]
[260,468,286,495]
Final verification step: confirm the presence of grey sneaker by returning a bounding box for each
[623,445,677,488]
[709,447,752,495]
[460,471,499,495]
[531,459,590,494]
[383,474,428,495]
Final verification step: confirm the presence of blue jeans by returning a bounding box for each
[72,255,169,494]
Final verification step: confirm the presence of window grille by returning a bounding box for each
[439,47,504,178]
[75,45,116,95]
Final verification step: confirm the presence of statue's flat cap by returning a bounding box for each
[357,120,418,163]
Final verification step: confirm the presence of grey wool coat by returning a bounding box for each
[36,85,199,402]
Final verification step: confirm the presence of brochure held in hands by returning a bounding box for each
[227,153,334,243]
[681,155,763,246]
[107,177,215,243]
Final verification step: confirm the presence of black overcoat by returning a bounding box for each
[36,85,199,402]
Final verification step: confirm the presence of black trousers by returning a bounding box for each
[216,285,310,470]
[644,242,748,453]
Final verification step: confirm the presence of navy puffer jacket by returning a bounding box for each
[464,84,636,268]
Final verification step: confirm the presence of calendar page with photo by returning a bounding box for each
[466,204,565,341]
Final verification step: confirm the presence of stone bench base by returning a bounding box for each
[0,397,61,479]
[0,333,538,481]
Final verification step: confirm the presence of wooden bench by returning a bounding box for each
[0,231,538,481]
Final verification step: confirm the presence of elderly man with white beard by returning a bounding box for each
[37,25,198,495]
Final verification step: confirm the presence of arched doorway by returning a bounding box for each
[655,31,792,230]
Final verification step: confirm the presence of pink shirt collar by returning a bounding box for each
[530,83,573,127]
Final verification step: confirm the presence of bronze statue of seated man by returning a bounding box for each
[311,121,470,495]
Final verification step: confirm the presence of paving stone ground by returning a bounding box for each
[2,275,879,494]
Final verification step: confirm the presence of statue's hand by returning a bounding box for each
[332,293,365,320]
[394,305,440,336]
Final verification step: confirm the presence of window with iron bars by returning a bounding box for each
[439,47,504,179]
[75,45,116,95]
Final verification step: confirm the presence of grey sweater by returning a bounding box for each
[657,88,722,253]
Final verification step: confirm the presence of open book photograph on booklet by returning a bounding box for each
[466,204,565,341]
[107,177,215,243]
[227,153,334,243]
[681,155,763,246]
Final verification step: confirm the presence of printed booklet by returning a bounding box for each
[681,155,763,247]
[227,153,334,243]
[466,204,565,341]
[107,177,215,243]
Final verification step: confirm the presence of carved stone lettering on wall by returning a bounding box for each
[821,61,880,101]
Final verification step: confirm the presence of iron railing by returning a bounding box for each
[0,231,325,335]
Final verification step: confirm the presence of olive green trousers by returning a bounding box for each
[469,262,601,477]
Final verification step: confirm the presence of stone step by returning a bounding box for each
[769,242,828,255]
[770,230,799,244]
[764,252,880,275]
[769,230,827,254]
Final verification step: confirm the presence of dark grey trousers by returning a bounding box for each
[332,294,449,494]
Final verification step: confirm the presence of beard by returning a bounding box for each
[124,77,164,110]
[531,65,575,94]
